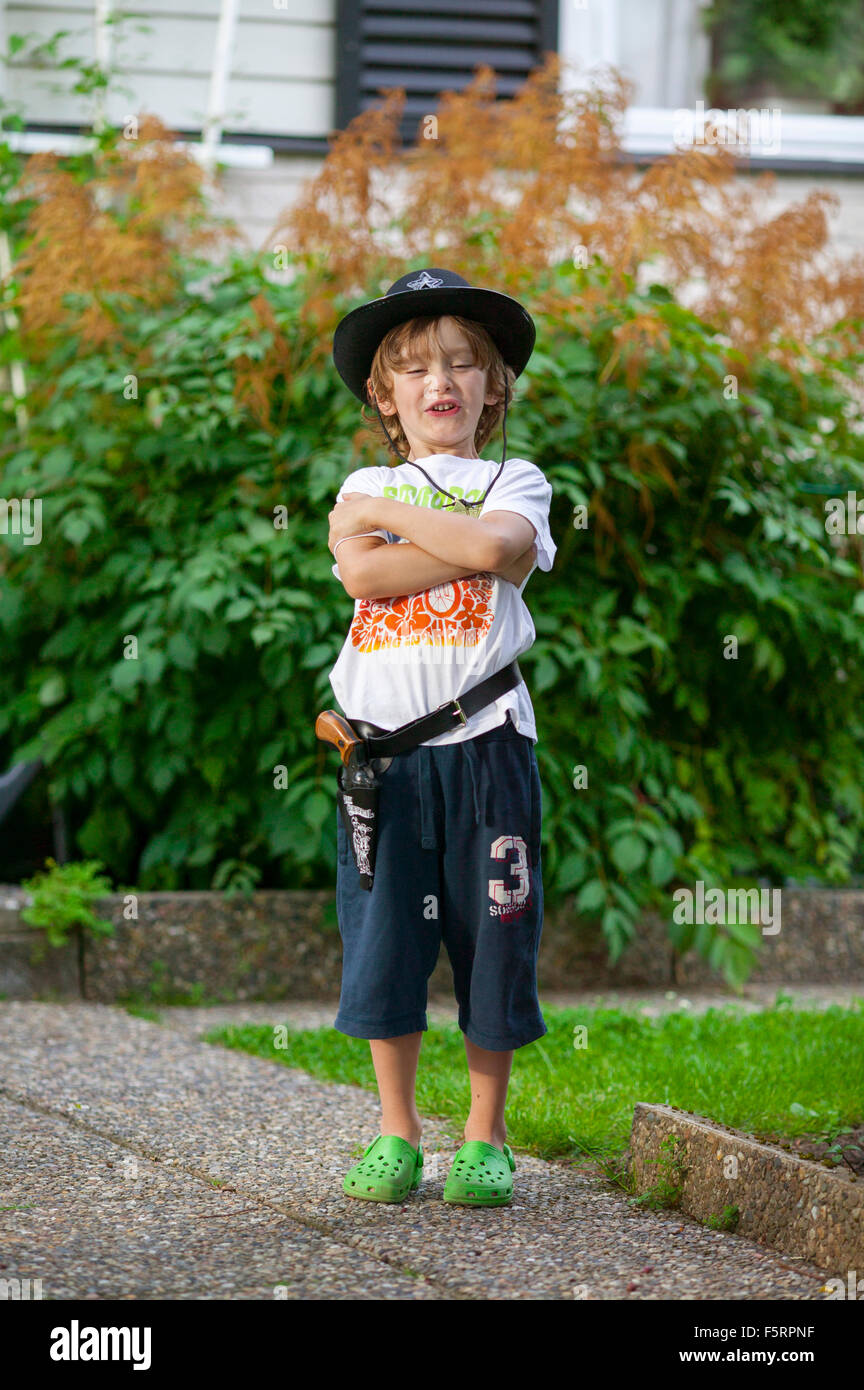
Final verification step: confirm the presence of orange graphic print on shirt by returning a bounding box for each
[350,573,495,652]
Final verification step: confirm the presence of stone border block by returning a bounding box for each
[630,1102,864,1274]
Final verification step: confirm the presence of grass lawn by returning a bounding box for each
[203,997,864,1169]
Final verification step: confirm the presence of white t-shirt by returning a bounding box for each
[328,455,556,747]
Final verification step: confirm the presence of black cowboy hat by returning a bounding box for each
[332,267,536,404]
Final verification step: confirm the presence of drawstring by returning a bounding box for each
[464,738,491,829]
[418,745,437,849]
[417,737,491,849]
[464,740,482,824]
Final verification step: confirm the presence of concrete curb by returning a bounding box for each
[629,1103,864,1274]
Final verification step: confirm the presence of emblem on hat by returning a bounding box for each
[406,271,445,290]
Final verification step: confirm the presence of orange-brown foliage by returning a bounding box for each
[9,114,240,358]
[8,62,863,444]
[272,53,864,369]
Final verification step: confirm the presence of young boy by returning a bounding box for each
[326,267,557,1206]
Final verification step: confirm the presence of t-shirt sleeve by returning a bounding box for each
[477,459,556,572]
[330,467,392,581]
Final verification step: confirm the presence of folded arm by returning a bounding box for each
[329,494,539,601]
[335,534,538,601]
[368,496,536,571]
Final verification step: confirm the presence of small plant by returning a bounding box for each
[20,858,114,959]
[595,1150,637,1195]
[706,1204,740,1231]
[628,1132,690,1211]
[571,1135,637,1194]
[211,858,263,898]
[124,1003,162,1022]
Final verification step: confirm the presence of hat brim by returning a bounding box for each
[332,285,535,403]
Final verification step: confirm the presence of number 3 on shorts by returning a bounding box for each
[488,834,531,908]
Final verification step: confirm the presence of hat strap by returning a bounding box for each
[371,383,509,512]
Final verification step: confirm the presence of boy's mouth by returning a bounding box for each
[426,402,460,415]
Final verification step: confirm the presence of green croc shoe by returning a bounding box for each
[343,1134,424,1203]
[443,1140,516,1206]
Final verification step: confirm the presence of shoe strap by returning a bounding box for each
[456,1139,515,1170]
[367,1133,422,1165]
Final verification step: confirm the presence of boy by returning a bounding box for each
[326,268,556,1205]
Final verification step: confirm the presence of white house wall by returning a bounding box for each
[5,0,336,135]
[4,0,862,258]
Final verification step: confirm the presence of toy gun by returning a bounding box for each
[316,710,390,890]
[315,710,372,778]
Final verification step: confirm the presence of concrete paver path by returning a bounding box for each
[0,996,845,1300]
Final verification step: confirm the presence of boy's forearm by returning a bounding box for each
[373,497,502,571]
[352,541,484,601]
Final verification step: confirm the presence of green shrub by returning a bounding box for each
[2,246,862,990]
[703,0,864,113]
[20,858,115,954]
[2,52,863,987]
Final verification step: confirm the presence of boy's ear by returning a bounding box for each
[373,388,399,417]
[367,379,390,407]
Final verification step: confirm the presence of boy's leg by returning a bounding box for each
[463,1038,513,1149]
[334,742,442,1154]
[334,745,441,1042]
[369,1033,424,1148]
[438,718,547,1055]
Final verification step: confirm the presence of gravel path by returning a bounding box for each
[0,998,843,1300]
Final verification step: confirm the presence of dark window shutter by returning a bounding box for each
[336,0,559,146]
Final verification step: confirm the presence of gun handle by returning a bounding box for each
[315,710,363,767]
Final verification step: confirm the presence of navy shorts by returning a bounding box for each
[334,711,547,1051]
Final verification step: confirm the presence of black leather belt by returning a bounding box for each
[348,659,523,759]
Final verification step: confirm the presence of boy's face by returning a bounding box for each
[371,317,500,462]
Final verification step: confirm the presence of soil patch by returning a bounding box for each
[751,1122,864,1180]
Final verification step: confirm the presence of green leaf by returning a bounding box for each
[576,879,607,912]
[188,584,226,614]
[648,843,677,886]
[557,851,588,891]
[167,632,197,669]
[303,789,330,832]
[38,675,66,706]
[610,834,647,873]
[225,598,256,622]
[109,660,142,692]
[111,750,136,789]
[533,655,558,691]
[61,513,92,545]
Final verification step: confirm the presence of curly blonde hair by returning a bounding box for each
[360,315,517,458]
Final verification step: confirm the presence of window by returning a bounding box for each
[561,0,864,172]
[336,0,560,146]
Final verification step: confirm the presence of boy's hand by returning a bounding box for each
[328,492,376,551]
[329,491,537,585]
[493,541,538,587]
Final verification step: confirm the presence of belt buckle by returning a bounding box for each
[435,695,468,725]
